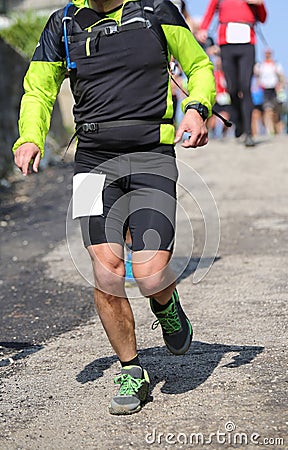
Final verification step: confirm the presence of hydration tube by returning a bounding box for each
[62,2,77,71]
[62,2,231,126]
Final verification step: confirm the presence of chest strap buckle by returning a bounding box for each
[104,25,119,35]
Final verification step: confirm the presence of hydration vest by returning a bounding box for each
[61,0,175,153]
[62,0,168,71]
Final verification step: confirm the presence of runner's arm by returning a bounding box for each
[12,10,67,159]
[247,0,267,22]
[199,0,218,32]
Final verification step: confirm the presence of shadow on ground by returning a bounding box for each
[76,341,264,395]
[0,342,43,368]
[172,257,221,284]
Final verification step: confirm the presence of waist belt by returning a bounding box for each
[62,118,173,161]
[80,118,173,132]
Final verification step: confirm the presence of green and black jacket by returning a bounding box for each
[13,0,216,156]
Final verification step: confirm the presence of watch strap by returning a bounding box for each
[184,102,209,121]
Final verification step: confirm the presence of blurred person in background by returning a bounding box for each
[192,15,220,61]
[250,72,265,137]
[169,58,185,124]
[208,55,232,138]
[255,48,286,135]
[197,0,267,147]
[169,1,193,125]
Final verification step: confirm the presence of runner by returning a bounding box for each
[13,0,215,415]
[197,0,267,147]
[254,48,285,135]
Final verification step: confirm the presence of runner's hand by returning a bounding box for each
[195,29,208,44]
[174,109,208,148]
[14,143,41,176]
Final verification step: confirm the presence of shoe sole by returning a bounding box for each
[109,404,142,415]
[108,389,148,415]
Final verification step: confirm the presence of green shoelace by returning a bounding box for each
[114,373,144,396]
[152,303,181,334]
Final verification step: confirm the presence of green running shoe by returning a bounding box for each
[109,366,150,415]
[150,289,193,355]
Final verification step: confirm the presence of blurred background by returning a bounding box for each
[0,0,287,179]
[0,0,72,180]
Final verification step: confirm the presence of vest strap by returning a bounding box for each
[65,19,152,43]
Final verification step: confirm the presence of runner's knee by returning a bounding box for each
[133,264,169,297]
[87,245,125,290]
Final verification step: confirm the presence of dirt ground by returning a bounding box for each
[0,135,287,449]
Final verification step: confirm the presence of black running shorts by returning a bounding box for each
[73,143,178,252]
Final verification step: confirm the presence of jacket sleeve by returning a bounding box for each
[12,10,67,157]
[156,0,216,116]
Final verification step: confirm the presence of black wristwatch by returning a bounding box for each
[184,102,209,121]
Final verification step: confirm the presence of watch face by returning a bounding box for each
[186,103,208,120]
[198,104,208,120]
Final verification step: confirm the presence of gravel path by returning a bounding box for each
[0,135,287,449]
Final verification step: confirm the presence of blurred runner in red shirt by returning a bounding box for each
[197,0,267,147]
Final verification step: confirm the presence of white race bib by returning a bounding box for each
[72,173,106,219]
[226,22,251,44]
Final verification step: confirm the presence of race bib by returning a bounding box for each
[226,22,251,44]
[72,172,106,219]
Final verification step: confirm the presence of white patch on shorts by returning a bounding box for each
[226,22,251,44]
[72,173,106,219]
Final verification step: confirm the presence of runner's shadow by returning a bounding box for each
[171,257,221,283]
[76,354,118,384]
[76,341,264,395]
[140,341,264,395]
